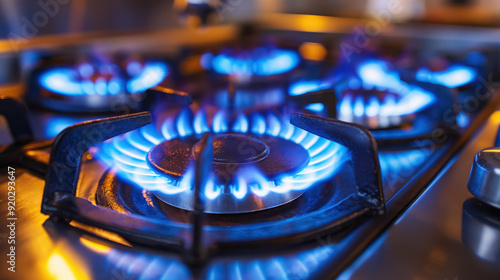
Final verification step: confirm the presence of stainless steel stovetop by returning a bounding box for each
[2,16,500,280]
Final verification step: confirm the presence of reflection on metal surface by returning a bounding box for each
[379,148,431,199]
[339,108,500,279]
[79,237,111,255]
[104,244,336,280]
[47,251,89,280]
[462,198,500,264]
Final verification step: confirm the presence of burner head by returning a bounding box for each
[147,133,309,182]
[206,134,269,163]
[146,133,311,213]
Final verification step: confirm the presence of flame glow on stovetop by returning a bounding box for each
[415,64,477,88]
[105,244,334,279]
[39,62,168,96]
[96,107,347,200]
[289,60,436,122]
[201,48,300,77]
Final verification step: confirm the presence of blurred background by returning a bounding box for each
[3,0,500,39]
[1,0,500,86]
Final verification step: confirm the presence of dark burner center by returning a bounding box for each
[194,134,269,164]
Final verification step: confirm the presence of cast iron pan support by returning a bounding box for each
[142,86,193,111]
[288,89,337,118]
[409,80,459,130]
[41,112,186,253]
[41,112,153,214]
[291,112,385,214]
[188,132,213,265]
[0,97,34,165]
[0,97,33,144]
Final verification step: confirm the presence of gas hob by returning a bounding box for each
[2,19,500,280]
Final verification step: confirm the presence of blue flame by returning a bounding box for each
[204,48,300,77]
[127,62,169,93]
[44,116,87,139]
[415,64,477,88]
[337,60,436,122]
[290,60,435,122]
[39,62,168,96]
[289,80,331,96]
[96,108,347,201]
[305,103,325,112]
[357,60,402,90]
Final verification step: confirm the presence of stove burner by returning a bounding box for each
[415,64,477,88]
[289,73,436,129]
[96,108,347,213]
[147,133,309,180]
[201,47,300,79]
[39,61,168,96]
[337,83,434,129]
[43,111,384,263]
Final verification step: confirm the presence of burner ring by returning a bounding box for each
[146,133,310,184]
[145,133,311,213]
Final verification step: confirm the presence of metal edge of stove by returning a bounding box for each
[4,13,500,57]
[255,13,500,43]
[0,24,240,55]
[311,89,500,279]
[338,86,500,280]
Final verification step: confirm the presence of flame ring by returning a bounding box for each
[97,108,347,201]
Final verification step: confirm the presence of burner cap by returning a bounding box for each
[197,134,269,163]
[147,133,310,184]
[146,133,311,213]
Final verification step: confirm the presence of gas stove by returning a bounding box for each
[2,15,500,280]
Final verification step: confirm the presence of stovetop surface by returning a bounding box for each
[340,109,500,280]
[1,91,499,280]
[2,21,500,279]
